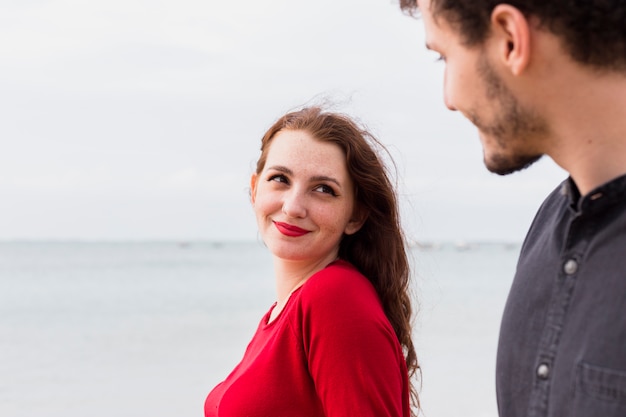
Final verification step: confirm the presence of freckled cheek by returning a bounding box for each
[252,192,281,219]
[313,207,350,234]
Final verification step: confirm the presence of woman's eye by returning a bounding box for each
[314,184,337,196]
[268,174,288,184]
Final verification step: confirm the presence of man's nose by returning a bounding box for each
[443,71,458,111]
[444,94,458,111]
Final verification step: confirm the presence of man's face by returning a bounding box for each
[418,0,547,175]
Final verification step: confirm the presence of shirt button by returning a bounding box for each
[537,363,550,379]
[563,259,578,275]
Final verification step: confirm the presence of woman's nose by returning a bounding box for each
[281,191,307,218]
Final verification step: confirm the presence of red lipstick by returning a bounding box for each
[274,221,310,237]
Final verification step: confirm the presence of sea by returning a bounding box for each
[0,240,521,417]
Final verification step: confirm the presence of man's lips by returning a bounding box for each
[273,221,310,237]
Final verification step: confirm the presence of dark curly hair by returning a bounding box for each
[256,106,420,414]
[399,0,626,71]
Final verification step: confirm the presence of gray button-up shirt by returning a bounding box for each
[496,174,626,417]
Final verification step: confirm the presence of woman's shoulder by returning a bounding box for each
[298,260,381,311]
[306,259,370,290]
[289,260,396,346]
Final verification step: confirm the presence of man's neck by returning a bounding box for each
[544,69,626,195]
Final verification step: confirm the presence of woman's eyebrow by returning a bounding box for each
[268,166,341,187]
[267,165,292,175]
[310,175,341,187]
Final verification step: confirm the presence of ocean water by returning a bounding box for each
[0,240,520,417]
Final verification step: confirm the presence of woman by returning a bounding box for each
[205,106,419,416]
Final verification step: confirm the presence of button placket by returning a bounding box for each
[563,259,578,275]
[537,363,550,379]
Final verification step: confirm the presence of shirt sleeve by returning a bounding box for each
[295,263,409,417]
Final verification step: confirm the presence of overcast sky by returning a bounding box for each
[0,0,567,242]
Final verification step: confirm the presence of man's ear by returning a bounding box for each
[344,206,368,236]
[490,4,532,75]
[250,173,258,205]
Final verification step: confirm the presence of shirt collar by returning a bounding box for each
[562,174,626,214]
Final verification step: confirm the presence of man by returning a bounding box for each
[397,0,626,416]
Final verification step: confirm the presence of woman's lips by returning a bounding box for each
[274,221,310,237]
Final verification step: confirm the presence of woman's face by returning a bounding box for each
[251,129,364,265]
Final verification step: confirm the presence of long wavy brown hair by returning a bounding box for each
[255,106,420,413]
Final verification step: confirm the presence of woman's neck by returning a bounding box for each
[272,253,339,304]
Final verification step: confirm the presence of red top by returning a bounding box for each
[205,260,410,417]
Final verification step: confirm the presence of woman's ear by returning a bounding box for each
[344,207,368,236]
[250,173,258,205]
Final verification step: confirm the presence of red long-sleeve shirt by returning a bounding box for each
[205,260,410,417]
